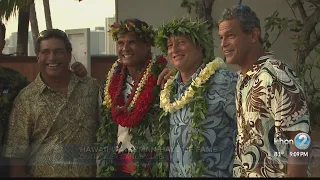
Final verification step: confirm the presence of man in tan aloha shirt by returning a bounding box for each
[218,5,311,177]
[2,29,100,177]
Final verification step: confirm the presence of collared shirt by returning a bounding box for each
[233,55,311,177]
[117,75,135,153]
[3,73,100,177]
[169,63,238,177]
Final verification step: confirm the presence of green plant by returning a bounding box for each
[262,0,320,126]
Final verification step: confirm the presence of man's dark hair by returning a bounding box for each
[0,20,6,40]
[35,29,72,54]
[219,5,263,43]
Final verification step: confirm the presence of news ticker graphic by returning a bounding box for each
[274,132,311,158]
[294,132,311,150]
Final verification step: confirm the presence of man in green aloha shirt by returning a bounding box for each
[0,20,87,177]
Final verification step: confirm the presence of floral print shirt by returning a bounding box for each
[233,55,311,177]
[169,64,238,177]
[3,73,100,177]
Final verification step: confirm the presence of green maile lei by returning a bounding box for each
[96,55,169,177]
[159,64,216,177]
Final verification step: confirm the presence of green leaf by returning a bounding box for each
[200,111,205,119]
[158,138,164,146]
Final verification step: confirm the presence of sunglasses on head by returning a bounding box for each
[239,5,250,11]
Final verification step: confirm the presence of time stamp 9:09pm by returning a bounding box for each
[273,132,311,158]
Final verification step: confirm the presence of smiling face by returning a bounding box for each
[167,35,203,73]
[37,37,71,79]
[218,19,253,65]
[117,31,151,67]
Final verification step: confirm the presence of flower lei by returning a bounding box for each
[103,56,158,127]
[159,57,226,177]
[97,55,170,177]
[108,20,155,46]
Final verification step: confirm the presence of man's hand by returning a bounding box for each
[70,62,87,77]
[157,67,175,89]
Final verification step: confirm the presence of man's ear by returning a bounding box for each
[197,44,204,52]
[251,28,261,43]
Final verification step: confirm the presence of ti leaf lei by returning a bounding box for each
[96,55,170,177]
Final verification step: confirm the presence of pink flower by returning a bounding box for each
[111,24,121,28]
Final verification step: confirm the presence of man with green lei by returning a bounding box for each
[155,18,238,177]
[96,18,169,177]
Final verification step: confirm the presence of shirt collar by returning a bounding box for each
[33,72,84,94]
[173,63,206,88]
[237,54,274,78]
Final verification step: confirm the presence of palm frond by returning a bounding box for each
[0,0,34,21]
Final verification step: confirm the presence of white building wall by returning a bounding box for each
[115,0,308,71]
[90,31,106,55]
[105,16,117,55]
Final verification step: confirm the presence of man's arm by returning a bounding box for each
[265,66,310,177]
[221,71,238,133]
[2,93,31,177]
[156,67,175,89]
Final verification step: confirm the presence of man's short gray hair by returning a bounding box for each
[219,5,263,43]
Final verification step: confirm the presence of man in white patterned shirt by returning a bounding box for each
[218,5,311,177]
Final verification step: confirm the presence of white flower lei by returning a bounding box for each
[160,57,226,113]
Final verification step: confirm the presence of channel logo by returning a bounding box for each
[294,132,311,150]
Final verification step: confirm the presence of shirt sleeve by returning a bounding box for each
[222,71,238,147]
[223,72,238,122]
[2,94,32,159]
[208,69,238,147]
[264,66,310,136]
